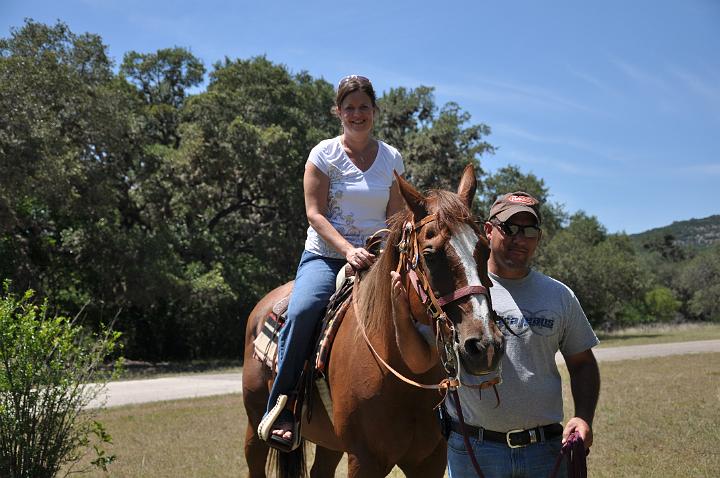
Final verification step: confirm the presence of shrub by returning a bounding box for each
[644,287,681,322]
[0,282,122,477]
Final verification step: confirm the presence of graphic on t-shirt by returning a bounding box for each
[496,308,559,337]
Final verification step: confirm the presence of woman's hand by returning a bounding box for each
[346,247,375,270]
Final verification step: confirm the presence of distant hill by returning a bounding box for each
[630,214,720,249]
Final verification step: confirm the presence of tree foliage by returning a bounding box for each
[376,86,494,195]
[538,212,651,329]
[675,243,720,321]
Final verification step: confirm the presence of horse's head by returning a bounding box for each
[394,165,504,376]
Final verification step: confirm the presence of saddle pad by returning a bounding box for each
[252,278,354,375]
[252,311,285,371]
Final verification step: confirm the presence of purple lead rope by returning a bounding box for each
[549,431,588,478]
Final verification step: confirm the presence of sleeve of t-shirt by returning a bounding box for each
[393,148,405,176]
[306,143,329,175]
[559,289,600,357]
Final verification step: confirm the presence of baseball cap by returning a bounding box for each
[488,191,542,225]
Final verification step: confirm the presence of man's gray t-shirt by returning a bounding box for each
[446,269,599,432]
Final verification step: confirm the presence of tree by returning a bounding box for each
[375,86,494,196]
[675,242,720,321]
[0,19,135,304]
[539,212,651,329]
[120,47,205,147]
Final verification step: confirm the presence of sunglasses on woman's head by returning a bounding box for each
[338,75,370,87]
[493,220,541,238]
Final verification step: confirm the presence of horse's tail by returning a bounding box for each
[269,441,307,478]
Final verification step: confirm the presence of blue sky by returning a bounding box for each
[3,0,719,234]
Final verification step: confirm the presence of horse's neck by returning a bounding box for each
[356,267,402,360]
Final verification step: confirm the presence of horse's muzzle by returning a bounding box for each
[460,336,505,376]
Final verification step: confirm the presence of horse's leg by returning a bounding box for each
[347,453,393,478]
[309,445,343,478]
[243,326,273,477]
[244,422,270,478]
[397,438,447,478]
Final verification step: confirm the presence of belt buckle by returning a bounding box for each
[506,428,525,448]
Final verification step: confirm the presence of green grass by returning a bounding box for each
[597,322,720,348]
[69,352,720,477]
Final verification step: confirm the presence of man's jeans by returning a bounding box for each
[447,430,566,478]
[266,250,345,413]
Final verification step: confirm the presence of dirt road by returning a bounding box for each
[89,339,720,409]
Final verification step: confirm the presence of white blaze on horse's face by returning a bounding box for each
[449,224,492,328]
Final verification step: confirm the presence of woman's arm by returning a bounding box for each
[304,163,375,269]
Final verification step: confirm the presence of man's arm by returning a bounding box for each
[563,348,600,449]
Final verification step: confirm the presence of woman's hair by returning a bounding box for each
[334,75,377,112]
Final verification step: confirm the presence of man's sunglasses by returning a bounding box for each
[492,220,541,238]
[338,75,370,87]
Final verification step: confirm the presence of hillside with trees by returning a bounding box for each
[630,215,720,250]
[1,20,717,361]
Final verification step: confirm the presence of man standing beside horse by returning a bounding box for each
[444,191,601,478]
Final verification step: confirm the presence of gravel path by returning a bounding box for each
[89,339,720,409]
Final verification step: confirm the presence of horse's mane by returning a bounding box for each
[356,189,476,337]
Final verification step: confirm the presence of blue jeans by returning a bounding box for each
[266,250,346,414]
[447,430,566,478]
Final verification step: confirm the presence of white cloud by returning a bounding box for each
[611,57,672,93]
[670,67,720,105]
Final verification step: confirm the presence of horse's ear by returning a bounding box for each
[394,171,428,220]
[457,164,477,209]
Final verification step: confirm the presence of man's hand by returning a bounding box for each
[563,416,593,449]
[390,270,411,319]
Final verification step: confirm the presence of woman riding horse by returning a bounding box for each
[258,75,406,450]
[243,165,505,477]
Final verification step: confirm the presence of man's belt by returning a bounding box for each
[450,421,563,448]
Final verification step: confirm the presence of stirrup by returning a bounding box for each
[257,395,301,452]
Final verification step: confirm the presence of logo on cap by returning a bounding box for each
[508,195,535,205]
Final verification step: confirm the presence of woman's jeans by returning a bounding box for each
[266,250,346,414]
[447,430,566,478]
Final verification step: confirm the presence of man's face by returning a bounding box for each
[484,211,542,276]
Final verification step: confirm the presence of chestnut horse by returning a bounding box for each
[242,165,504,477]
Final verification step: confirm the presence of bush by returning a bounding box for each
[644,287,681,322]
[0,282,122,477]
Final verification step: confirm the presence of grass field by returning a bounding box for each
[596,322,720,348]
[70,350,720,477]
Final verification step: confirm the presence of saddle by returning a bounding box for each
[252,264,355,376]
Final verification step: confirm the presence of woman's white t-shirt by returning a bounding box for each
[304,136,405,259]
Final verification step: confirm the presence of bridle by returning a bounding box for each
[395,214,493,377]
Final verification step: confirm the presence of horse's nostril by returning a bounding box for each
[464,338,487,355]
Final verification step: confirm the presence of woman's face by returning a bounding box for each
[338,90,375,135]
